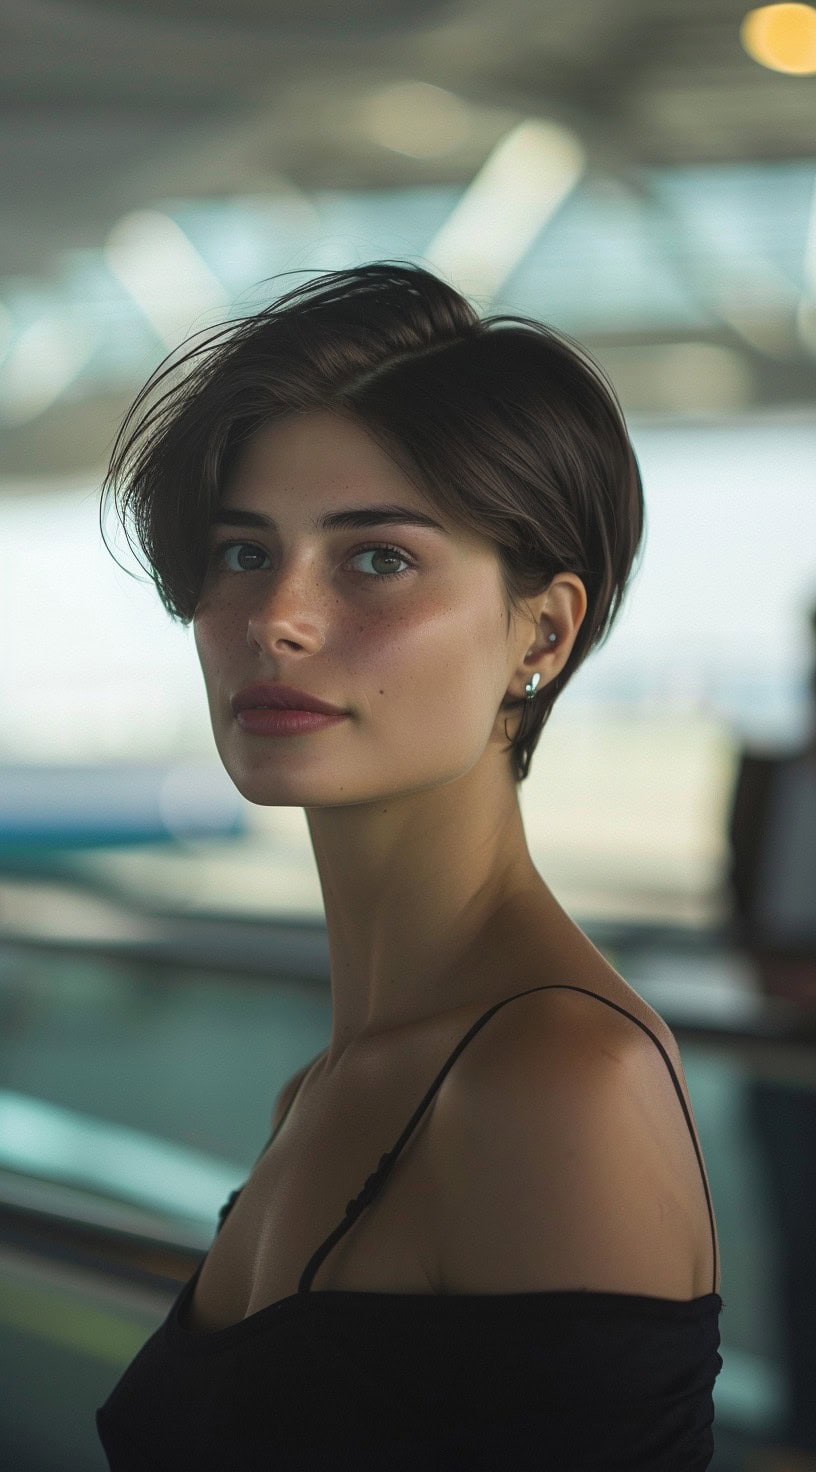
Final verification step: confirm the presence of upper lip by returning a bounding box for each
[231,683,346,716]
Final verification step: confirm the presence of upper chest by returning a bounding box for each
[185,971,714,1334]
[186,1038,452,1331]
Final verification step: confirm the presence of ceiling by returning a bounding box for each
[2,0,816,481]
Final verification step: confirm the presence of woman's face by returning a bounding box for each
[193,408,522,808]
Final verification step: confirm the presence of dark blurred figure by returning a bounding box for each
[726,597,816,1470]
[728,597,816,1006]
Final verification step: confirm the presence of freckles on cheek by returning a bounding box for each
[193,615,242,680]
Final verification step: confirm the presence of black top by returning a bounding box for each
[96,985,724,1470]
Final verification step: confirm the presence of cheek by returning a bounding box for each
[350,595,498,711]
[191,613,245,713]
[192,603,241,668]
[344,596,459,670]
[191,613,217,677]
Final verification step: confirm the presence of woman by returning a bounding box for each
[96,261,723,1470]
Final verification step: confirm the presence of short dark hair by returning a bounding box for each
[99,260,645,783]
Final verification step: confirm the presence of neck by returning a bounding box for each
[304,756,544,1071]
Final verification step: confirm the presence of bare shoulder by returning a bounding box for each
[436,978,682,1100]
[430,980,715,1300]
[270,1051,323,1133]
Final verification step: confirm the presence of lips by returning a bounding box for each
[231,682,346,716]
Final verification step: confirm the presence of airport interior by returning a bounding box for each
[1,1,816,1467]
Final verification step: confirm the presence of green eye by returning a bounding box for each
[349,544,413,580]
[210,540,414,581]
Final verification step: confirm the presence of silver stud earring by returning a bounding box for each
[524,633,556,700]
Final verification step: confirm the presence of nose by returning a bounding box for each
[245,562,326,653]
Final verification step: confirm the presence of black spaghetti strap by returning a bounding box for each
[296,985,719,1297]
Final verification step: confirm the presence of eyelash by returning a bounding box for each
[209,539,415,582]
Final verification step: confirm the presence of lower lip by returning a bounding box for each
[235,709,349,735]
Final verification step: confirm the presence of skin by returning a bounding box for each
[193,407,588,1077]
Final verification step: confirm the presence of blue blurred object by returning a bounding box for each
[0,763,247,854]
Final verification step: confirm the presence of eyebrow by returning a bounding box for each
[209,504,450,535]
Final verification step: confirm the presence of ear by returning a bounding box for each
[514,573,589,690]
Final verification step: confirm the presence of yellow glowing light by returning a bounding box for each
[741,3,816,73]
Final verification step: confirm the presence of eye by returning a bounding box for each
[209,540,414,581]
[210,541,270,574]
[348,543,414,581]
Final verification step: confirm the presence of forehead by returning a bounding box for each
[223,411,414,496]
[218,411,453,535]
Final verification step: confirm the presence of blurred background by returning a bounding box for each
[1,1,816,1468]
